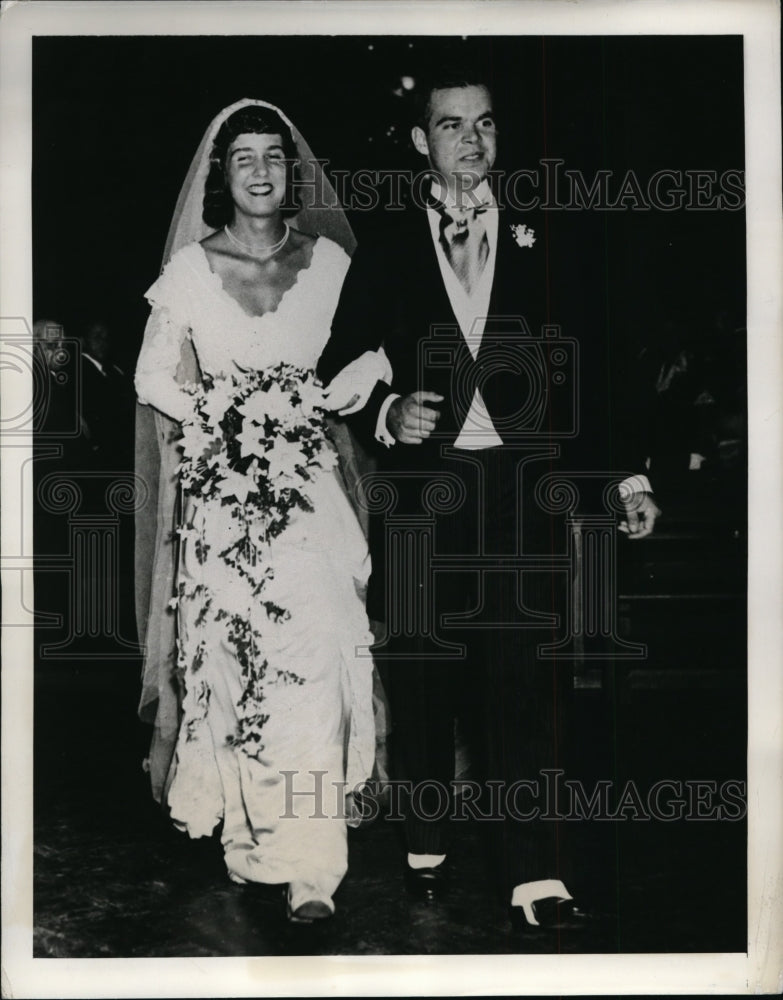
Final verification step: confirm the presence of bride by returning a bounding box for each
[134,99,386,923]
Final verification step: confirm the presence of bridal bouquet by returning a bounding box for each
[173,364,337,757]
[178,363,336,530]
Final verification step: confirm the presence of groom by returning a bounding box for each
[318,68,658,929]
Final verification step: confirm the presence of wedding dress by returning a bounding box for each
[135,235,374,908]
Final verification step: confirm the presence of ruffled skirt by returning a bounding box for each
[165,466,375,903]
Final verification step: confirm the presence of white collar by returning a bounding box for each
[428,176,495,212]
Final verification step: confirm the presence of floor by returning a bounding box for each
[32,660,746,958]
[28,467,748,958]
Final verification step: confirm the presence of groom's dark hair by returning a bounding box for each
[413,68,493,131]
[203,105,301,228]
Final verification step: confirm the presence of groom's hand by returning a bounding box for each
[618,491,661,539]
[387,391,444,444]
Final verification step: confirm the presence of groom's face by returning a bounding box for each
[412,84,497,192]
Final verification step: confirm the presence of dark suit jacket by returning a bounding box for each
[319,201,645,488]
[319,202,648,619]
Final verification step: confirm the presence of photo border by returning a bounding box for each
[2,1,781,995]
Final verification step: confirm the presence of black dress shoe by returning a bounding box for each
[510,896,590,932]
[404,862,448,901]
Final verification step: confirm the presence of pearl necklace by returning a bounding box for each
[224,222,290,258]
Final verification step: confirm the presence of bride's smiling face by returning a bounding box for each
[225,132,288,219]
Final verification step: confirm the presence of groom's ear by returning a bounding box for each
[411,125,430,158]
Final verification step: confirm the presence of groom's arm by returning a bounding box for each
[548,210,658,537]
[318,241,389,379]
[318,240,396,444]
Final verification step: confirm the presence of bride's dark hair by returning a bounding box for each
[203,105,301,228]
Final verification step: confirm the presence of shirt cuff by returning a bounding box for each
[620,474,653,496]
[375,393,400,447]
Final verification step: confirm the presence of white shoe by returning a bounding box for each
[286,882,335,923]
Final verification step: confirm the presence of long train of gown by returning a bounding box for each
[135,236,375,906]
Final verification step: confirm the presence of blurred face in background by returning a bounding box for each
[33,319,66,374]
[86,322,111,364]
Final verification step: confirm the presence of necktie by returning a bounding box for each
[434,198,490,296]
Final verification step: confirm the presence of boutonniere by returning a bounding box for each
[510,223,536,248]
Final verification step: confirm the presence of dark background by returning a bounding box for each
[33,34,746,369]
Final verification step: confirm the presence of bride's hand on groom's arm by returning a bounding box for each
[387,391,444,445]
[322,348,393,415]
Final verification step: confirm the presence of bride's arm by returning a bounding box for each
[322,346,393,415]
[134,307,194,424]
